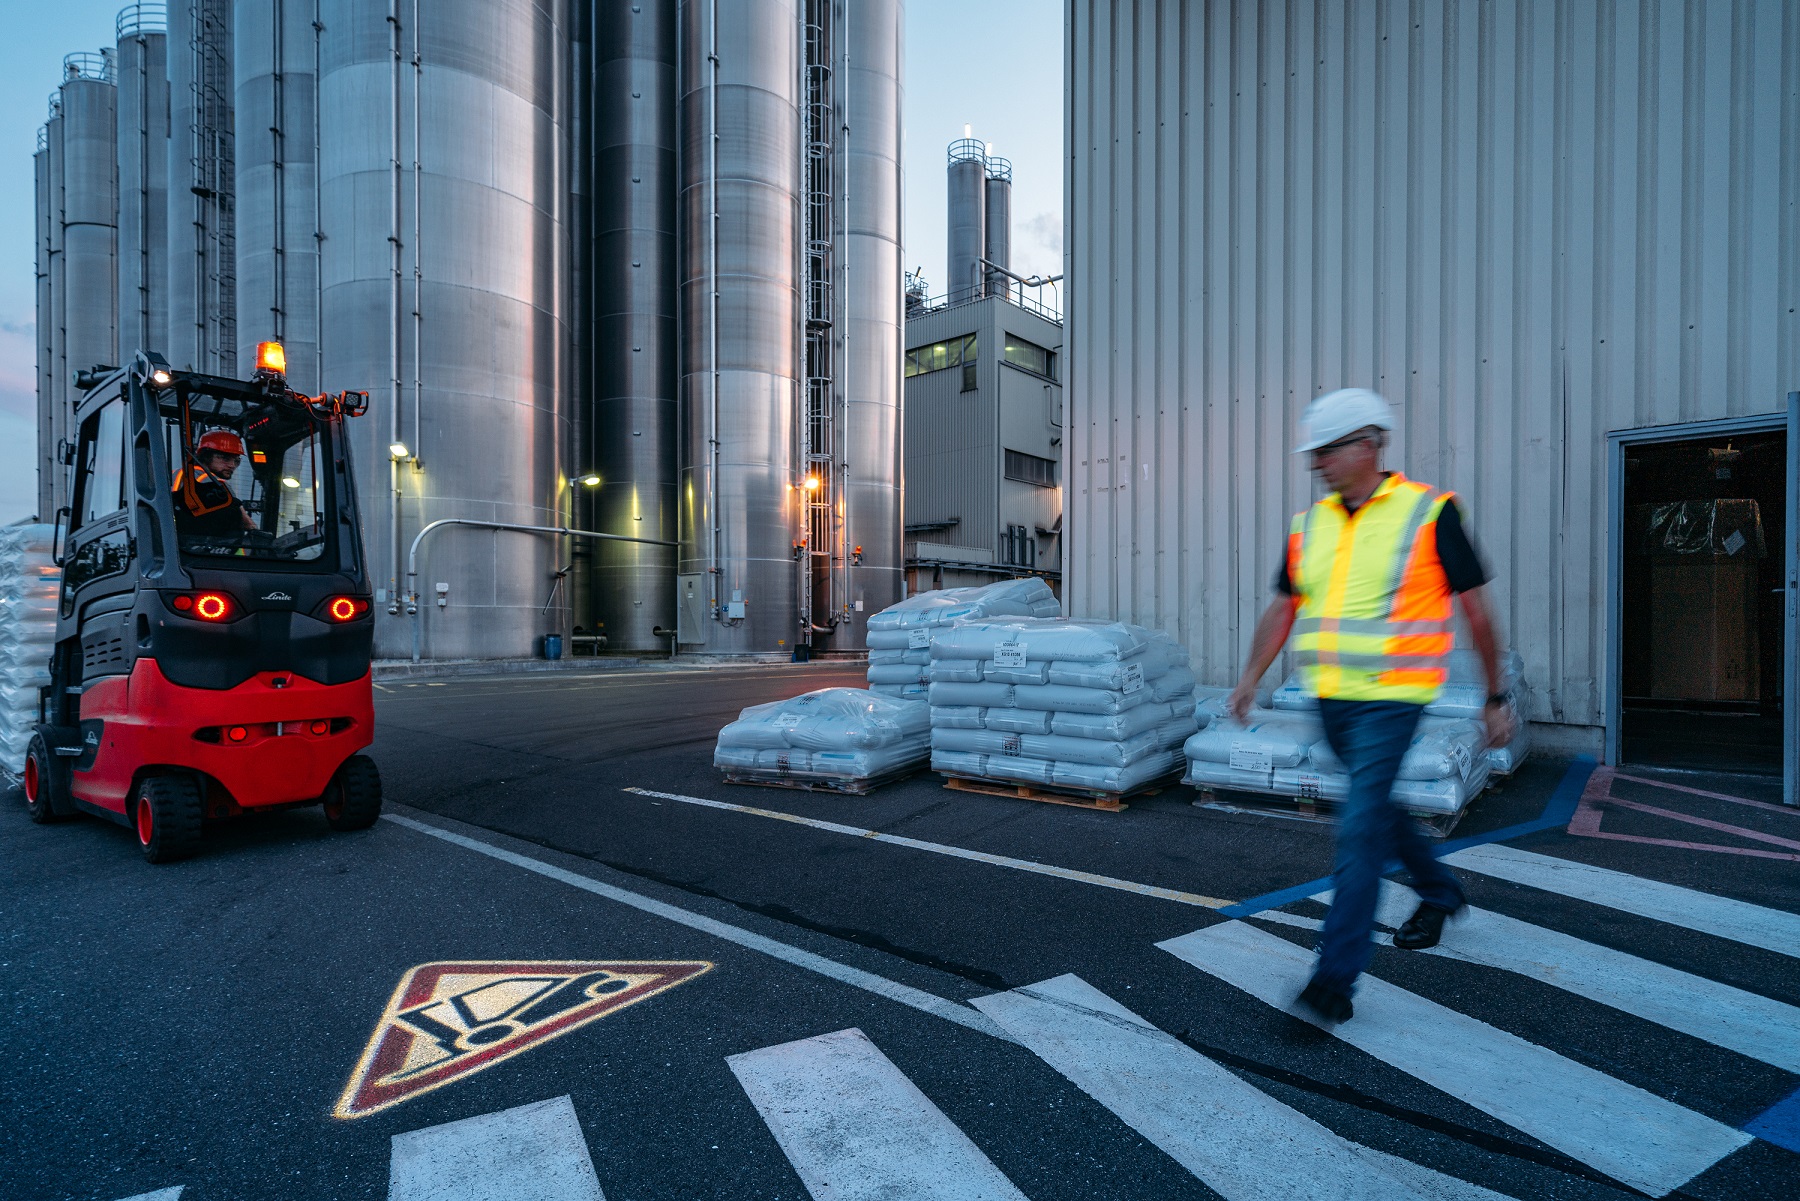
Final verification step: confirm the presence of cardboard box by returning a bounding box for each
[1648,558,1760,701]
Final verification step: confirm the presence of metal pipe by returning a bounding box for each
[407,519,679,662]
[387,0,403,609]
[707,0,722,620]
[410,0,421,459]
[311,1,323,387]
[836,0,851,630]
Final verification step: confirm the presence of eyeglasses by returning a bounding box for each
[1311,434,1371,460]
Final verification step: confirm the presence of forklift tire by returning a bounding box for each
[23,734,71,824]
[322,755,382,832]
[134,775,204,864]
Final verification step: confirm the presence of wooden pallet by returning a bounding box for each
[721,764,922,796]
[1189,786,1469,839]
[941,771,1179,813]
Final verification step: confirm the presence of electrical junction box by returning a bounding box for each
[727,599,747,620]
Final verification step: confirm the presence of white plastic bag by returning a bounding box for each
[1183,709,1319,770]
[929,618,1148,664]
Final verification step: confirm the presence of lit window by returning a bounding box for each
[1003,336,1056,380]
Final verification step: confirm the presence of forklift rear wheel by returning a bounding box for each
[134,775,204,863]
[23,734,70,824]
[322,755,382,832]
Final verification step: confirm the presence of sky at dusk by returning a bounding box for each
[0,2,1063,525]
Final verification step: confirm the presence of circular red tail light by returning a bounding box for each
[172,595,193,611]
[195,593,230,621]
[329,597,357,621]
[227,726,248,743]
[310,720,329,736]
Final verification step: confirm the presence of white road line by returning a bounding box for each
[1444,844,1800,958]
[388,1095,605,1201]
[971,974,1511,1201]
[1157,922,1751,1198]
[624,786,1233,908]
[1356,886,1800,1073]
[728,1028,1030,1201]
[111,1190,184,1201]
[382,813,1009,1042]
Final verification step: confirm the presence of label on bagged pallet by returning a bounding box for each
[992,640,1028,669]
[1229,743,1273,772]
[1119,662,1145,694]
[1294,772,1324,800]
[908,628,931,650]
[774,713,803,730]
[1001,734,1023,756]
[1450,743,1472,778]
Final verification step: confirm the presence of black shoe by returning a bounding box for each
[1296,979,1354,1024]
[1392,902,1459,950]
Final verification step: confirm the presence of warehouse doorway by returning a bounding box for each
[1608,400,1797,796]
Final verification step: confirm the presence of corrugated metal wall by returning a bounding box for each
[1064,0,1800,730]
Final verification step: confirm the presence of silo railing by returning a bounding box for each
[117,2,168,37]
[62,51,116,83]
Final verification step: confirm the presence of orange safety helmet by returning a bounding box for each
[197,430,245,458]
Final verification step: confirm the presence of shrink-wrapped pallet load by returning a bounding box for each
[715,687,931,790]
[927,618,1197,796]
[1266,647,1533,777]
[864,579,1060,698]
[0,526,58,775]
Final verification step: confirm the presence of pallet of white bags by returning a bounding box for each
[941,769,1180,813]
[721,763,923,796]
[1187,785,1470,839]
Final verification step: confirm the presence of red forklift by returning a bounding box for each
[22,342,381,862]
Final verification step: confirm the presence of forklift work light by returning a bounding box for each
[281,476,301,489]
[255,341,287,375]
[151,369,172,386]
[581,474,601,487]
[388,441,410,461]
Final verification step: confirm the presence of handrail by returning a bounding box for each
[405,518,678,662]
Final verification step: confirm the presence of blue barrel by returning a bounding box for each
[542,634,564,660]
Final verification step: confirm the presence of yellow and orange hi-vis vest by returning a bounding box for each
[1287,472,1456,704]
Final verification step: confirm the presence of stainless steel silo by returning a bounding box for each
[836,0,904,646]
[116,5,169,364]
[234,0,321,392]
[984,154,1012,303]
[589,0,678,652]
[42,102,68,521]
[166,0,236,375]
[678,0,802,654]
[59,55,120,382]
[319,0,573,661]
[945,135,985,303]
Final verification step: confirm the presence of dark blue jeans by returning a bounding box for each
[1311,698,1464,994]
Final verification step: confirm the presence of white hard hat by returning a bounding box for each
[1293,388,1395,454]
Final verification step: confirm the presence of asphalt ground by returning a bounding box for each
[4,661,1798,1200]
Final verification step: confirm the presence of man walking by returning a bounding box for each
[1229,388,1514,1023]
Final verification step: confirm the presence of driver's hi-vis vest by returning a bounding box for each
[1288,472,1455,704]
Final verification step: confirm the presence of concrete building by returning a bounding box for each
[1064,1,1800,792]
[903,292,1064,594]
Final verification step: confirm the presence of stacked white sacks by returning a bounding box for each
[1267,647,1533,776]
[927,618,1199,794]
[864,579,1061,698]
[715,687,931,785]
[1184,652,1524,816]
[0,525,59,775]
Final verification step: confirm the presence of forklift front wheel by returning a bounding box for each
[322,755,382,832]
[134,775,204,864]
[23,734,70,824]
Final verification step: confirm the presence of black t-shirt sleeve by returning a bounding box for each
[1435,499,1489,593]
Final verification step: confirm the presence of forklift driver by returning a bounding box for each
[173,430,259,537]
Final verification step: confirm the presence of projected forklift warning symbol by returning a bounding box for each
[335,960,713,1118]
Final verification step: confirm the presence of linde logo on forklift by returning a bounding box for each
[22,342,385,864]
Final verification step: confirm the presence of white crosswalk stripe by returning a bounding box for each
[1356,884,1800,1073]
[387,1094,606,1201]
[109,1190,184,1201]
[1443,843,1800,957]
[728,1027,1030,1201]
[1158,921,1753,1198]
[971,973,1516,1201]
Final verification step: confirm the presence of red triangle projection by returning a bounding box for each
[335,959,712,1118]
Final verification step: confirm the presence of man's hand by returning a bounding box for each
[1483,699,1517,748]
[1228,678,1257,724]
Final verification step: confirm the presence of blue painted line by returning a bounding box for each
[1745,1083,1800,1155]
[1218,756,1598,918]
